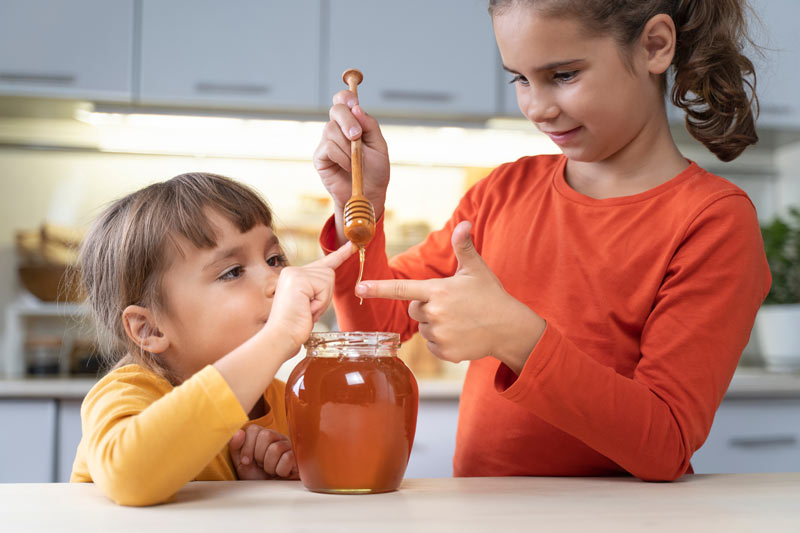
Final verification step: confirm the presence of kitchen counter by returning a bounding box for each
[1,474,798,531]
[2,366,799,400]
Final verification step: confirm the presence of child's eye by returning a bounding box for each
[266,253,288,268]
[554,71,578,83]
[218,266,243,281]
[508,74,529,86]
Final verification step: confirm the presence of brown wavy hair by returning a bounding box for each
[489,0,759,162]
[76,173,274,383]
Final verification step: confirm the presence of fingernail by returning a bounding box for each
[347,98,357,108]
[349,126,361,138]
[356,283,368,295]
[241,456,250,465]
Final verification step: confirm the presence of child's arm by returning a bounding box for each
[81,365,249,506]
[488,195,770,481]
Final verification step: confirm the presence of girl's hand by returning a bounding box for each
[313,90,390,223]
[355,222,547,374]
[265,242,356,353]
[229,426,299,480]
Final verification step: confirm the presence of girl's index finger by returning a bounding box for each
[356,279,432,302]
[316,241,357,270]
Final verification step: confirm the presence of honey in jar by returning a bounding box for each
[286,331,418,494]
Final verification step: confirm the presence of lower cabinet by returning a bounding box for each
[0,399,83,483]
[692,398,800,473]
[57,400,83,482]
[406,400,460,479]
[4,395,798,482]
[0,399,57,482]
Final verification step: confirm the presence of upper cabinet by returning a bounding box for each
[1,0,797,128]
[748,0,800,129]
[138,0,321,111]
[326,0,498,118]
[0,0,134,101]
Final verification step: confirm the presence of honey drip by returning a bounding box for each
[356,245,366,305]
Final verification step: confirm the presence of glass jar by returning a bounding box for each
[286,331,418,494]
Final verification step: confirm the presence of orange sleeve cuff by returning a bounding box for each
[494,322,562,398]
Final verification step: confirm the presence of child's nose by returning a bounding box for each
[522,89,559,123]
[257,265,278,298]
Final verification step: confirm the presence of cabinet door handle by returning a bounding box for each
[0,72,75,85]
[728,435,798,449]
[194,82,270,95]
[380,89,453,103]
[758,103,793,115]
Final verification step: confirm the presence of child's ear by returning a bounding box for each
[122,305,169,354]
[641,13,676,75]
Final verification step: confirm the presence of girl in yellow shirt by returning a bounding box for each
[70,172,354,505]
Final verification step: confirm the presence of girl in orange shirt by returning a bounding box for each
[314,1,770,479]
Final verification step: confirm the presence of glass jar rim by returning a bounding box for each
[304,331,400,357]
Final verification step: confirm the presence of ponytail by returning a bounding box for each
[671,0,759,162]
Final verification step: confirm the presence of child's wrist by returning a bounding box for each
[493,305,545,375]
[258,324,301,363]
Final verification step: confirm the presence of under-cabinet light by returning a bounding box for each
[74,108,559,167]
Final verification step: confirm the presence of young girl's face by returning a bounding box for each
[493,5,662,163]
[156,209,287,381]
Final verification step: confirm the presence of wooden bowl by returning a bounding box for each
[18,264,84,302]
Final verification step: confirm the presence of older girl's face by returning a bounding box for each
[493,5,661,162]
[156,209,287,381]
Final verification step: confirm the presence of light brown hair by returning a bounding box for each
[77,172,274,381]
[489,0,759,162]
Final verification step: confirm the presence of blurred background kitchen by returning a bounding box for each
[1,0,798,483]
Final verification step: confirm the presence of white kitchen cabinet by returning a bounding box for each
[0,0,134,101]
[406,399,459,478]
[326,0,498,118]
[692,398,800,473]
[748,0,800,129]
[139,0,321,111]
[57,400,83,482]
[0,399,57,482]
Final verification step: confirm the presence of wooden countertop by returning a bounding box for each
[2,367,800,401]
[1,474,798,531]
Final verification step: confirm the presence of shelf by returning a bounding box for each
[3,295,92,379]
[8,295,87,317]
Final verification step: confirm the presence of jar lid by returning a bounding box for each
[305,331,400,357]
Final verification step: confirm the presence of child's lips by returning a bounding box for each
[544,126,581,145]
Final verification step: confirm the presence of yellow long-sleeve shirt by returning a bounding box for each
[70,364,288,506]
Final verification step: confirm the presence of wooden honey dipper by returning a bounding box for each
[342,68,376,248]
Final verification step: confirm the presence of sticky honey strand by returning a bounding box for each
[355,246,365,305]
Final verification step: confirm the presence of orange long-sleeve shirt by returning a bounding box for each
[70,364,287,506]
[322,154,770,481]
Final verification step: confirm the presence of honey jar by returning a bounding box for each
[286,331,418,494]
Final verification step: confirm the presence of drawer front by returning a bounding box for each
[405,400,459,479]
[692,399,800,473]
